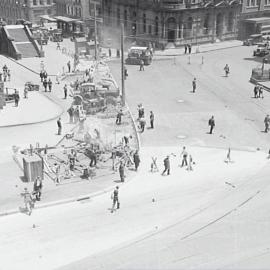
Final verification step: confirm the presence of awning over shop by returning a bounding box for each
[243,17,270,24]
[261,24,270,33]
[39,15,56,22]
[54,16,77,23]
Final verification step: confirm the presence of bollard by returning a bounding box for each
[202,56,204,65]
[188,56,191,64]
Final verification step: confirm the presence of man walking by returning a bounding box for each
[208,115,215,134]
[64,84,68,99]
[264,114,270,133]
[119,161,125,182]
[180,146,188,167]
[254,84,259,98]
[150,111,154,129]
[184,44,187,54]
[111,186,120,213]
[139,59,144,71]
[140,117,146,133]
[258,86,264,98]
[33,176,42,201]
[57,117,62,135]
[43,78,48,92]
[133,150,140,171]
[162,155,170,176]
[48,78,52,92]
[192,78,197,93]
[67,61,71,73]
[188,44,192,54]
[224,64,230,77]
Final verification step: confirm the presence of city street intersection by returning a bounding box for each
[1,44,270,269]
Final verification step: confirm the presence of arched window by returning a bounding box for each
[124,10,127,27]
[143,13,146,33]
[117,8,120,26]
[228,12,234,32]
[187,17,193,37]
[204,14,210,34]
[155,16,159,36]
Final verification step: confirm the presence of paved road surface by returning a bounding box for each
[1,46,270,269]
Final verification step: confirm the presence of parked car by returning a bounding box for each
[125,46,152,65]
[243,34,263,46]
[253,43,269,57]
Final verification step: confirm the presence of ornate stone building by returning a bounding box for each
[239,0,270,39]
[102,0,241,48]
[0,0,56,24]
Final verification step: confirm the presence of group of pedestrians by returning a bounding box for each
[161,146,194,176]
[254,84,264,99]
[184,44,192,54]
[40,70,48,83]
[42,78,53,92]
[137,104,155,132]
[67,105,83,124]
[21,177,43,215]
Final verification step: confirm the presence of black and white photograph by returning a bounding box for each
[0,0,270,269]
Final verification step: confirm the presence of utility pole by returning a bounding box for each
[121,23,125,106]
[94,2,98,61]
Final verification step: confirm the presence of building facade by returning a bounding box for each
[239,0,270,39]
[102,0,241,48]
[0,0,56,25]
[55,0,102,36]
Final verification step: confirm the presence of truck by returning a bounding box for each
[125,46,152,65]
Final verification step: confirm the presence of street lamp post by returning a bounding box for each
[262,58,265,76]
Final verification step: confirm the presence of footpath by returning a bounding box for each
[0,39,243,216]
[153,40,243,57]
[0,39,139,216]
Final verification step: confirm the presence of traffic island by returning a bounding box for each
[1,60,140,216]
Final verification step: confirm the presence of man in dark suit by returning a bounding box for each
[208,116,215,134]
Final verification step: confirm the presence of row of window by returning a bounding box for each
[106,9,235,36]
[246,0,259,6]
[66,5,82,17]
[32,0,52,5]
[0,7,21,19]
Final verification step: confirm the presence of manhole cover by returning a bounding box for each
[177,135,187,139]
[177,99,184,103]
